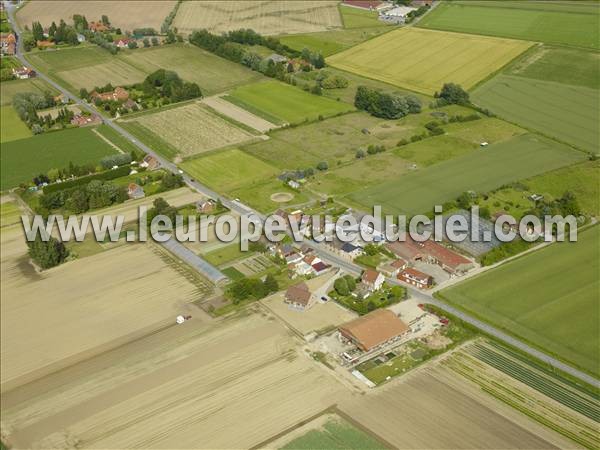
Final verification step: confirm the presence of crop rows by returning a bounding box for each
[469,343,600,422]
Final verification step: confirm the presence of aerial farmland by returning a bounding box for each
[1,1,598,449]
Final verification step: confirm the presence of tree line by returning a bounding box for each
[355,86,422,120]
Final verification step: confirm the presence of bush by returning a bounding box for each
[355,86,421,120]
[28,234,69,269]
[316,161,329,171]
[334,277,349,296]
[355,149,366,159]
[435,83,469,105]
[100,153,133,169]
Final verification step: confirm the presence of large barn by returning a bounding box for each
[339,309,409,352]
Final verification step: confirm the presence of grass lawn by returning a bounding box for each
[472,75,599,153]
[94,124,141,155]
[278,27,391,57]
[281,415,385,450]
[228,178,313,214]
[327,27,532,95]
[226,80,354,124]
[1,106,32,143]
[507,46,600,90]
[417,1,600,50]
[0,78,58,106]
[0,127,118,190]
[339,5,389,29]
[180,148,279,193]
[120,44,264,95]
[350,134,585,216]
[438,225,600,377]
[203,244,253,266]
[0,201,22,227]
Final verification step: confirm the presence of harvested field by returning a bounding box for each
[16,0,176,32]
[202,95,278,133]
[173,1,342,36]
[55,58,146,92]
[124,102,257,159]
[0,233,211,393]
[339,367,571,449]
[327,27,532,95]
[1,313,345,449]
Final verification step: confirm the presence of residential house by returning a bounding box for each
[340,242,363,260]
[284,282,315,311]
[12,66,35,79]
[122,98,139,110]
[311,261,329,276]
[0,33,16,56]
[196,199,215,214]
[91,87,129,103]
[36,40,55,49]
[293,261,314,277]
[70,114,101,127]
[361,269,385,292]
[127,183,145,199]
[114,38,133,48]
[339,309,409,352]
[277,243,295,259]
[140,155,160,170]
[285,252,303,265]
[89,21,109,32]
[398,268,433,290]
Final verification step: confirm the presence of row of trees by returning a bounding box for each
[355,86,422,120]
[228,274,279,304]
[12,91,57,134]
[39,179,129,214]
[28,235,69,269]
[32,19,79,45]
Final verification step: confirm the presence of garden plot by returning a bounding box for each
[125,102,258,159]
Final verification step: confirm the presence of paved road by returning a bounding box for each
[7,5,598,388]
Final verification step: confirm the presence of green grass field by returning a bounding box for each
[227,81,354,124]
[280,415,385,450]
[0,127,118,189]
[439,225,600,377]
[27,44,263,95]
[1,106,32,143]
[0,201,22,227]
[350,134,585,215]
[339,5,388,29]
[472,75,599,153]
[327,27,532,95]
[508,46,600,90]
[180,148,278,193]
[203,244,252,266]
[418,1,600,50]
[0,77,58,106]
[279,27,391,57]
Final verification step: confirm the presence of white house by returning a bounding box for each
[361,269,385,292]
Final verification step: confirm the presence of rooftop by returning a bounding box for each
[340,309,408,351]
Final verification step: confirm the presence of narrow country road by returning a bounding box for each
[6,3,598,389]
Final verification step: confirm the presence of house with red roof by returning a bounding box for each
[398,268,433,290]
[386,237,473,275]
[361,269,385,292]
[284,282,315,311]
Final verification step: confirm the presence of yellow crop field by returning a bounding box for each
[173,1,342,36]
[327,27,532,95]
[16,0,176,32]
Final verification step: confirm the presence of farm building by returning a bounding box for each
[89,21,109,32]
[70,114,102,127]
[284,282,315,311]
[379,5,417,24]
[342,0,386,11]
[386,237,473,275]
[11,66,35,79]
[398,268,433,290]
[196,199,215,214]
[339,309,409,352]
[378,258,407,277]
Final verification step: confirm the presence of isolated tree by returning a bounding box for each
[437,83,469,105]
[128,40,138,49]
[151,36,159,46]
[101,15,110,26]
[316,161,328,171]
[355,149,365,159]
[32,21,44,41]
[334,278,349,296]
[143,37,150,47]
[343,274,356,292]
[27,234,68,269]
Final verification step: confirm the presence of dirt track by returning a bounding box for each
[203,96,278,133]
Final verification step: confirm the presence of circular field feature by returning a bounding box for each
[270,192,294,203]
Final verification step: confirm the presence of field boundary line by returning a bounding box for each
[91,128,124,154]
